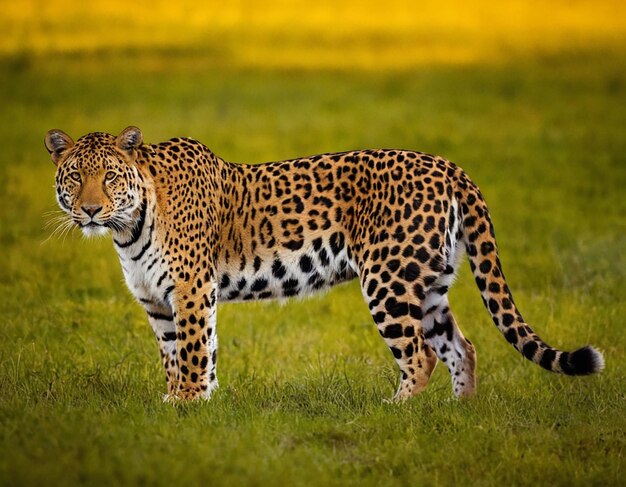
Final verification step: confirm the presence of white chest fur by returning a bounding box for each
[114,205,173,307]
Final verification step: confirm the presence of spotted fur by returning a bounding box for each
[45,127,604,401]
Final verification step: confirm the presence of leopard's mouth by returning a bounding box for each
[78,220,109,237]
[81,222,103,229]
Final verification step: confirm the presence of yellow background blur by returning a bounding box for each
[3,0,625,69]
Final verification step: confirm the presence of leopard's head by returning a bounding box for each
[46,126,145,237]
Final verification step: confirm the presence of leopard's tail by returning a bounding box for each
[457,172,604,375]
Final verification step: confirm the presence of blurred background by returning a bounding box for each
[1,0,625,159]
[1,1,625,486]
[3,0,625,67]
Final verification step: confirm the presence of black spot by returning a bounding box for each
[424,275,436,286]
[387,259,401,272]
[367,279,378,297]
[384,324,403,339]
[480,241,495,255]
[464,216,476,228]
[423,216,435,232]
[373,311,386,324]
[504,328,517,344]
[385,297,409,318]
[429,234,440,250]
[390,347,402,359]
[502,313,515,326]
[282,278,299,291]
[380,246,389,261]
[429,256,444,272]
[416,247,430,263]
[217,273,230,289]
[284,239,304,251]
[409,304,422,320]
[318,248,330,266]
[424,318,453,341]
[488,298,499,314]
[283,287,299,297]
[329,232,345,255]
[412,234,425,245]
[380,271,391,283]
[251,278,268,292]
[147,311,173,321]
[401,245,414,258]
[475,277,486,291]
[405,262,420,281]
[413,284,425,300]
[299,255,314,273]
[307,272,323,287]
[479,260,492,273]
[391,281,406,296]
[272,260,287,279]
[435,286,449,295]
[522,342,539,360]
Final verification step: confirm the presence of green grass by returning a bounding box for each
[1,48,625,486]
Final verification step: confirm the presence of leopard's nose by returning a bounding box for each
[81,205,102,218]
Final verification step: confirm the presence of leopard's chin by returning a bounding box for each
[81,222,109,237]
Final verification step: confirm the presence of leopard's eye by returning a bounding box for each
[69,172,81,183]
[105,171,117,182]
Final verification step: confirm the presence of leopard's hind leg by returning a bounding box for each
[422,286,477,398]
[360,261,439,402]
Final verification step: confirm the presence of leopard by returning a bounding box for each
[45,126,604,402]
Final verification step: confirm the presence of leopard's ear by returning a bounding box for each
[45,129,74,165]
[116,126,143,156]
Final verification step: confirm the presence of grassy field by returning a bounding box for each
[1,2,625,486]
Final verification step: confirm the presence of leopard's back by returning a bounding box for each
[212,149,455,303]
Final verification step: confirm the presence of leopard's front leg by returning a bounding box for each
[144,305,179,399]
[171,280,218,401]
